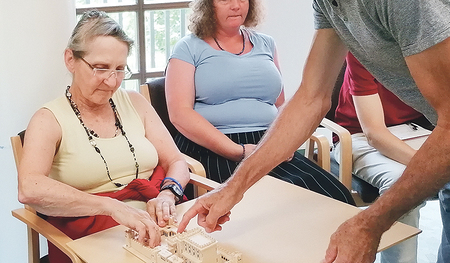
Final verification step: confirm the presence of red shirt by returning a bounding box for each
[334,53,423,135]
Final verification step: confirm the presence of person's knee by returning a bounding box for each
[377,166,406,193]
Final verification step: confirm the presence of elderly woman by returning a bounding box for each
[165,0,355,204]
[17,10,190,262]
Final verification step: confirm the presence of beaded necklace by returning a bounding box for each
[65,86,139,187]
[214,29,246,55]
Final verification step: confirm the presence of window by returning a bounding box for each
[76,0,191,91]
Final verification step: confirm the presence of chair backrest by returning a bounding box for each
[140,77,178,138]
[140,79,209,197]
[11,130,25,170]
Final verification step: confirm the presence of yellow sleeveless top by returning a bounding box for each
[44,89,158,194]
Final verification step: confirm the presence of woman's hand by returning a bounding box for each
[285,152,295,162]
[147,190,177,227]
[108,198,161,247]
[242,144,257,160]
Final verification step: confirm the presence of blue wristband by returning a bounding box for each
[161,177,183,191]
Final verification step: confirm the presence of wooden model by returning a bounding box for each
[124,218,243,263]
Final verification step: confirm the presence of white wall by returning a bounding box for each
[0,1,314,262]
[0,1,76,262]
[259,0,315,99]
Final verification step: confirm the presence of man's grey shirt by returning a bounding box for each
[313,0,450,124]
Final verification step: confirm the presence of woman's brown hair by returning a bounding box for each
[189,0,263,39]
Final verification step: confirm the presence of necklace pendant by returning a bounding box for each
[66,86,72,98]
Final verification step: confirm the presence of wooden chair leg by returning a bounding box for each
[28,227,40,263]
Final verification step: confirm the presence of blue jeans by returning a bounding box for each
[437,182,450,263]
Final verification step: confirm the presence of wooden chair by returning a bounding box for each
[142,76,370,205]
[316,65,435,206]
[140,77,333,177]
[10,131,218,263]
[305,64,380,206]
[314,119,379,206]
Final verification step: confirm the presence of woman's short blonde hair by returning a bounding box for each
[189,0,263,39]
[67,10,134,58]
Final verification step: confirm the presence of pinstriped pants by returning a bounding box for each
[175,131,355,205]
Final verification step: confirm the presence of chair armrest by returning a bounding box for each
[319,118,352,190]
[305,132,331,172]
[183,154,209,197]
[189,173,219,192]
[12,208,83,263]
[183,154,206,177]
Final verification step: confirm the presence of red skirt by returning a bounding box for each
[46,167,167,263]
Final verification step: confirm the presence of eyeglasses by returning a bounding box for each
[79,57,132,80]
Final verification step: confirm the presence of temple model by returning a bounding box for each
[124,218,243,263]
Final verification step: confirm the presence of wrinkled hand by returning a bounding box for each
[147,191,177,227]
[322,213,382,263]
[177,183,242,233]
[109,199,161,247]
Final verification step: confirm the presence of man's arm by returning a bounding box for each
[323,37,450,263]
[228,28,349,191]
[178,28,348,233]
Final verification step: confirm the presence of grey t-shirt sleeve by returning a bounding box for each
[312,0,333,30]
[381,0,450,56]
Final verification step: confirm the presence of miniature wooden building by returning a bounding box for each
[124,220,243,263]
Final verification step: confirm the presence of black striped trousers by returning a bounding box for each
[175,130,355,205]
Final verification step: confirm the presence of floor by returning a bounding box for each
[374,199,442,263]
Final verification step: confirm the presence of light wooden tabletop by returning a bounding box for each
[67,176,420,263]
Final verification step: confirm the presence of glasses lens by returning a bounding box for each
[123,70,132,80]
[115,71,125,79]
[93,68,131,80]
[93,68,110,79]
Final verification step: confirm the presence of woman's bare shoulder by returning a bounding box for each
[25,108,62,145]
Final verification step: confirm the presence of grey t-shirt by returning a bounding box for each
[313,0,450,124]
[169,31,282,134]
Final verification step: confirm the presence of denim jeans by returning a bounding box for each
[437,182,450,263]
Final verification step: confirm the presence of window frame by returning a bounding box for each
[76,0,191,84]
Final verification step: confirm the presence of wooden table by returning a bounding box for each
[67,176,420,263]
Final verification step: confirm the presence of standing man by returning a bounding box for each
[178,1,450,262]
